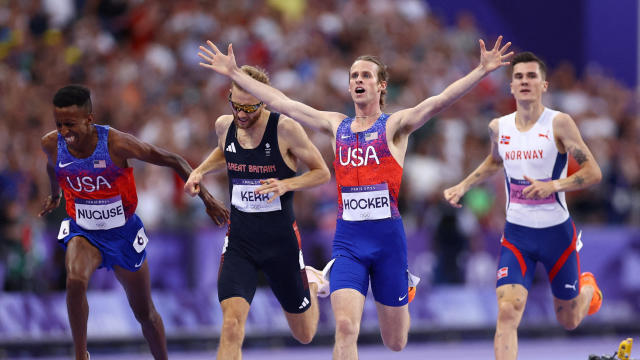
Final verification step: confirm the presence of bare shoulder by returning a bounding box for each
[214,114,234,136]
[489,117,500,128]
[106,126,142,159]
[552,111,575,128]
[41,130,58,155]
[488,118,500,137]
[315,111,347,136]
[277,115,305,137]
[107,126,134,146]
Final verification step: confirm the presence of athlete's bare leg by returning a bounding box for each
[114,261,167,360]
[553,284,594,330]
[331,288,365,360]
[494,284,528,360]
[218,297,251,360]
[376,302,410,351]
[65,236,101,360]
[284,282,319,344]
[65,236,102,360]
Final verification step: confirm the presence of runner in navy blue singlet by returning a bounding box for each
[184,65,330,359]
[39,85,228,360]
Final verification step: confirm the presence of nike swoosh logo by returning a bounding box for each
[59,161,76,168]
[134,255,145,268]
[398,294,407,301]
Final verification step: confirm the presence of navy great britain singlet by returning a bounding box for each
[224,112,296,238]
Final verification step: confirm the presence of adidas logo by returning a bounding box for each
[226,142,237,153]
[298,296,309,309]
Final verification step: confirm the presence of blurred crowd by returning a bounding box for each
[1,0,638,292]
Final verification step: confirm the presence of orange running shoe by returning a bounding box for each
[580,272,602,315]
[408,271,420,304]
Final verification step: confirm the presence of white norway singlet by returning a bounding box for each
[498,107,569,228]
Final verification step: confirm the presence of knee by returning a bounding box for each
[293,327,315,345]
[556,311,580,330]
[221,316,245,344]
[131,302,159,324]
[66,272,89,292]
[559,319,579,331]
[497,300,524,326]
[382,335,407,352]
[334,316,359,340]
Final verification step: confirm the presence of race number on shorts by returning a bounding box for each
[57,220,71,240]
[231,179,282,213]
[133,227,149,253]
[341,183,391,221]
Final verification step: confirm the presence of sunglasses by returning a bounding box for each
[228,93,263,113]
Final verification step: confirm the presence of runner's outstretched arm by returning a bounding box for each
[198,41,344,135]
[391,36,513,136]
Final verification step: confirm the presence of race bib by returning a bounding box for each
[509,178,555,205]
[57,219,71,240]
[341,183,391,221]
[75,196,126,230]
[133,227,148,253]
[231,179,282,213]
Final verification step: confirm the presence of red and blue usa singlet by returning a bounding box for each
[56,125,138,230]
[334,113,403,220]
[330,113,411,306]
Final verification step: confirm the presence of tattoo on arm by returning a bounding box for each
[573,175,585,186]
[570,147,588,165]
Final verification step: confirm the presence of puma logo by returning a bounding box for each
[564,280,578,291]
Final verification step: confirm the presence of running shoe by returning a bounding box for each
[306,266,330,298]
[580,272,602,315]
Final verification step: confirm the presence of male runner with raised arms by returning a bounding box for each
[443,52,603,360]
[196,36,512,359]
[184,65,330,359]
[39,85,229,360]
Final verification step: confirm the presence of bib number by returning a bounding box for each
[509,178,555,205]
[341,184,391,221]
[58,220,71,240]
[133,227,149,253]
[75,196,126,230]
[231,179,282,213]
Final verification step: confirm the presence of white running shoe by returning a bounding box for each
[322,258,336,282]
[306,266,330,298]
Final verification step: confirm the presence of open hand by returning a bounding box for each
[198,41,239,76]
[479,35,514,73]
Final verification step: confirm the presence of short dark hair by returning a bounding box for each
[232,65,270,92]
[353,55,389,107]
[510,52,547,79]
[53,85,92,113]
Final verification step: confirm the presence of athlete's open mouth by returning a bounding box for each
[355,87,365,94]
[64,135,75,144]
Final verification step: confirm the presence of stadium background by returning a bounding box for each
[0,0,638,358]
